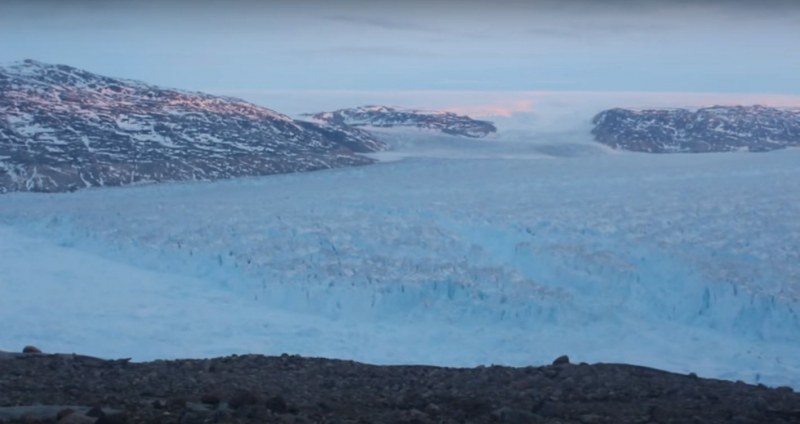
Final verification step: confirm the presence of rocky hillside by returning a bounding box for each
[1,350,799,424]
[0,60,385,193]
[592,105,800,153]
[309,105,497,138]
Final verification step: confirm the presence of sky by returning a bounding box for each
[1,0,800,115]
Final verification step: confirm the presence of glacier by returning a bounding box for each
[0,141,799,388]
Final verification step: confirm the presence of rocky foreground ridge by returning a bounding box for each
[309,105,497,138]
[0,60,386,193]
[591,105,800,153]
[1,349,799,424]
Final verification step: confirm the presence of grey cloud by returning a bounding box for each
[325,14,439,33]
[528,21,676,39]
[2,0,797,43]
[4,0,799,19]
[522,0,800,11]
[295,45,438,58]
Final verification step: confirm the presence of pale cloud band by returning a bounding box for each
[1,0,798,94]
[208,89,800,119]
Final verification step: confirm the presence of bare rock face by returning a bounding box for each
[592,105,800,153]
[309,105,498,138]
[0,60,386,193]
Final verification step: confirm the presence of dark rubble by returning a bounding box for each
[1,351,799,424]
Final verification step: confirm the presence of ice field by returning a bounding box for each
[1,138,799,388]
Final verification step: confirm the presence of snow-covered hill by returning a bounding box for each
[0,60,385,193]
[592,105,800,152]
[309,105,497,138]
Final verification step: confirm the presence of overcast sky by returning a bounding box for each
[1,0,799,114]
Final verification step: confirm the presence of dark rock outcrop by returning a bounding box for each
[592,105,800,153]
[0,60,386,193]
[21,346,41,354]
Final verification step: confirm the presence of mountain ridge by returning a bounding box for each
[591,105,800,153]
[308,105,498,138]
[0,60,386,193]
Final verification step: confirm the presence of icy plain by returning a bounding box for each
[1,133,799,388]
